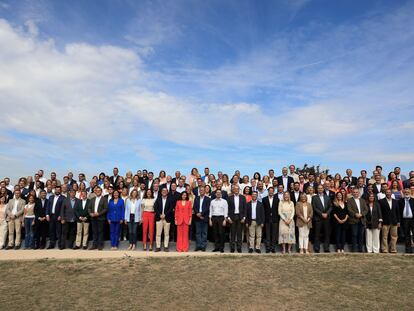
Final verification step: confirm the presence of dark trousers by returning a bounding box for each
[335,223,347,250]
[128,217,138,244]
[120,222,128,241]
[195,220,208,249]
[230,215,243,250]
[351,222,364,252]
[212,216,225,251]
[402,218,414,252]
[61,221,76,249]
[265,222,278,251]
[49,214,62,248]
[34,219,48,248]
[91,218,105,248]
[314,219,331,252]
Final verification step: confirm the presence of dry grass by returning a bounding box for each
[0,255,413,310]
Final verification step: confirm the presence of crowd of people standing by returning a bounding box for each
[0,165,413,254]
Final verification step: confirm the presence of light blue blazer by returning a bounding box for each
[124,198,142,223]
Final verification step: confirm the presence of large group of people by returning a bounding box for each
[0,165,413,254]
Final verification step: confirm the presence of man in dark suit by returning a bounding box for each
[403,174,414,189]
[379,189,400,253]
[33,190,48,249]
[347,188,368,252]
[109,167,121,189]
[193,186,211,251]
[290,182,302,205]
[312,185,333,253]
[227,185,247,253]
[154,188,175,252]
[323,182,336,202]
[246,191,265,253]
[346,169,358,186]
[276,167,294,192]
[88,187,108,250]
[46,186,65,249]
[263,187,279,253]
[60,189,80,249]
[400,188,414,253]
[145,172,155,190]
[303,174,318,194]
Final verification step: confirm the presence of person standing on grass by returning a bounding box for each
[209,189,228,253]
[263,187,279,253]
[0,195,8,249]
[379,189,400,253]
[227,184,247,253]
[278,191,295,254]
[23,194,36,249]
[193,186,210,251]
[141,189,156,251]
[347,188,368,253]
[332,192,349,253]
[88,186,108,250]
[312,184,333,253]
[124,189,141,251]
[154,187,174,252]
[74,190,90,250]
[60,189,79,250]
[399,188,414,253]
[246,191,265,253]
[296,193,313,254]
[33,190,48,249]
[175,192,193,252]
[5,189,25,249]
[365,193,382,253]
[107,190,125,250]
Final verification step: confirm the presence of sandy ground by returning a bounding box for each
[0,241,410,261]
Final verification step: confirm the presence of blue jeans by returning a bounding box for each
[195,221,208,249]
[24,217,34,248]
[128,222,138,244]
[109,222,121,247]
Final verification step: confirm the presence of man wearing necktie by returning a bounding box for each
[400,189,414,253]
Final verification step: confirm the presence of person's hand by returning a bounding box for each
[61,220,65,224]
[10,215,15,220]
[209,219,213,227]
[46,215,50,221]
[322,213,327,219]
[378,223,382,229]
[397,223,400,228]
[222,220,226,227]
[32,220,35,226]
[196,213,201,218]
[261,224,264,228]
[108,220,111,224]
[57,216,61,221]
[227,218,233,224]
[200,216,204,220]
[189,220,192,226]
[241,218,245,224]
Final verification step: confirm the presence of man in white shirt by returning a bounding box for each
[209,189,228,253]
[400,189,414,253]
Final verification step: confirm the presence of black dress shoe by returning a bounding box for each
[324,249,330,253]
[47,244,55,249]
[155,248,161,252]
[82,246,88,250]
[5,246,13,250]
[230,248,235,253]
[248,248,254,253]
[271,249,276,253]
[201,248,206,252]
[220,249,224,253]
[89,246,97,250]
[14,245,21,250]
[212,248,219,252]
[73,246,80,250]
[98,246,103,251]
[265,249,270,253]
[164,247,169,252]
[255,249,261,254]
[237,248,242,253]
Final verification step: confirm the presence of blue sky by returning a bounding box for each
[0,0,413,182]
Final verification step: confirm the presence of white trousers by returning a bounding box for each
[366,228,380,253]
[298,226,310,250]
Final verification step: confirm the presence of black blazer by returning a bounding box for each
[311,194,332,221]
[193,196,211,222]
[154,196,175,222]
[88,196,108,220]
[366,202,383,229]
[227,195,247,221]
[379,198,400,225]
[303,182,318,194]
[46,195,65,216]
[324,190,336,203]
[74,199,90,222]
[399,197,414,220]
[290,191,302,206]
[348,176,358,186]
[34,198,49,219]
[109,175,121,189]
[262,195,279,223]
[276,176,294,191]
[246,200,265,225]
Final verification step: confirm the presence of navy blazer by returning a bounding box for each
[379,198,400,225]
[193,195,211,222]
[154,196,175,222]
[227,195,247,220]
[311,194,332,221]
[246,200,265,225]
[46,194,65,216]
[399,197,414,221]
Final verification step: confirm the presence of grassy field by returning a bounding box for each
[0,255,413,310]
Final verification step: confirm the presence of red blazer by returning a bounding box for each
[175,200,192,225]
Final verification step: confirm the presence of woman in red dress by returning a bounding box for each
[175,192,192,252]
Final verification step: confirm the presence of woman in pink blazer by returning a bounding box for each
[175,192,193,252]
